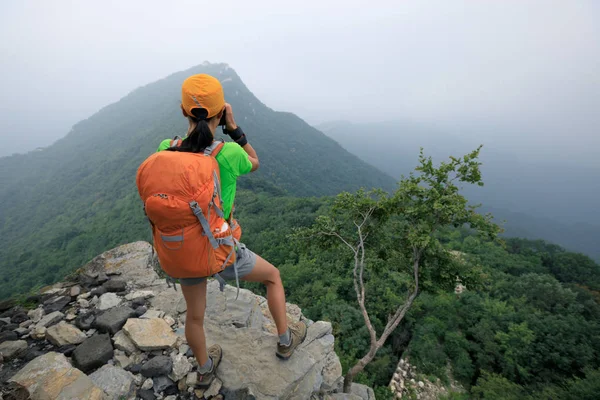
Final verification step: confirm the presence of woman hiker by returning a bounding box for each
[153,74,307,388]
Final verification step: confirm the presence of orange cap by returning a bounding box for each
[181,74,225,119]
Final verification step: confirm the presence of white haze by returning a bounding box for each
[0,0,598,166]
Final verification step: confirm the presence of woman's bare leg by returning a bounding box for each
[242,256,288,335]
[180,280,208,366]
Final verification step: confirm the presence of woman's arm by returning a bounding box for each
[241,143,259,172]
[223,103,259,171]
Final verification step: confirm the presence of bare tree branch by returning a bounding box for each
[355,206,375,230]
[322,219,378,353]
[355,219,377,345]
[319,231,357,255]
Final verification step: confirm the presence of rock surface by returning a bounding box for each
[113,329,138,355]
[0,340,28,360]
[123,318,177,350]
[141,355,173,377]
[45,321,87,346]
[0,241,375,399]
[350,383,376,400]
[102,279,127,293]
[43,296,71,314]
[27,308,44,323]
[89,364,136,399]
[97,292,121,310]
[36,311,64,328]
[94,305,136,334]
[153,375,176,393]
[75,312,95,330]
[72,333,114,373]
[0,331,18,343]
[325,394,363,400]
[389,357,464,399]
[125,290,154,301]
[70,285,82,297]
[170,353,192,382]
[31,325,47,340]
[9,352,106,399]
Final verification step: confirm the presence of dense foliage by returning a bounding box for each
[293,147,501,391]
[0,63,394,299]
[235,191,600,399]
[2,164,599,398]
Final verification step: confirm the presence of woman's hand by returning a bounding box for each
[224,103,238,132]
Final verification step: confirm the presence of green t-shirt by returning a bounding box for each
[157,138,252,219]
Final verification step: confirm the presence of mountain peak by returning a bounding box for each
[0,64,394,300]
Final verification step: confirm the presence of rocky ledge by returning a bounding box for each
[0,242,374,400]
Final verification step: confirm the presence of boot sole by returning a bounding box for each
[196,375,214,389]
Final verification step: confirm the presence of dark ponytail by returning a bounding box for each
[168,108,215,153]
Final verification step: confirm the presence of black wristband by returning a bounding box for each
[224,126,244,141]
[235,134,248,147]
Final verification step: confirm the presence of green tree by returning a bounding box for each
[299,147,501,392]
[471,371,526,400]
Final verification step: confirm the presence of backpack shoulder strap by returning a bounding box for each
[204,139,225,157]
[170,135,183,148]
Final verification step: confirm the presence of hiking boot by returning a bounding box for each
[276,320,308,360]
[197,344,222,388]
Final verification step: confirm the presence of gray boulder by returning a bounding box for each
[152,375,176,392]
[43,295,71,314]
[138,389,156,400]
[351,383,377,400]
[113,329,138,355]
[0,331,18,343]
[72,333,114,373]
[89,364,136,399]
[27,307,44,323]
[0,340,28,360]
[75,311,96,330]
[35,310,64,328]
[141,355,173,377]
[102,279,127,293]
[94,305,136,334]
[97,292,121,310]
[325,395,363,400]
[70,285,82,297]
[45,321,86,346]
[9,352,106,399]
[169,352,192,382]
[123,317,177,350]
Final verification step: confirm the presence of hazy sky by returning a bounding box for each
[1,0,599,164]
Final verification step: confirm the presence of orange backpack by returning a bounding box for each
[136,141,236,279]
[169,137,243,242]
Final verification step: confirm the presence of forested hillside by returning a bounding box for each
[2,137,599,398]
[233,189,600,399]
[0,63,394,299]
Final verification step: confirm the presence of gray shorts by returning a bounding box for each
[177,242,257,286]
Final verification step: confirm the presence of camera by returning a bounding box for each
[219,108,227,127]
